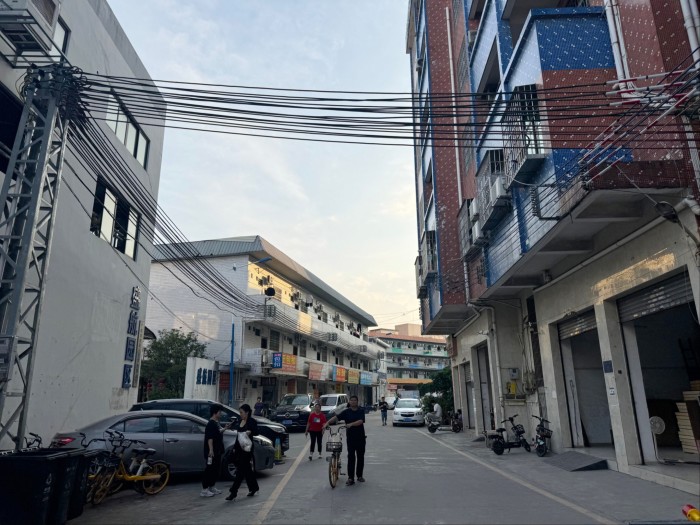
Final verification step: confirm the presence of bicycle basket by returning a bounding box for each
[513,424,525,435]
[326,441,342,452]
[539,427,553,438]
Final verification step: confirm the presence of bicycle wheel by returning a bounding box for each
[92,467,116,505]
[139,461,171,495]
[492,440,505,456]
[328,455,338,488]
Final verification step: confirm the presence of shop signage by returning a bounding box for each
[272,352,283,368]
[282,353,297,374]
[308,362,324,381]
[347,369,360,384]
[122,286,141,388]
[333,366,347,383]
[360,371,372,385]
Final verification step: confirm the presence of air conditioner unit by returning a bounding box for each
[469,199,479,220]
[261,353,270,366]
[472,221,488,246]
[333,314,340,322]
[0,0,62,52]
[490,176,508,205]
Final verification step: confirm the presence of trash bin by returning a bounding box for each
[67,449,99,521]
[0,448,67,525]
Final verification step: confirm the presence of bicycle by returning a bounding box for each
[324,425,346,489]
[91,430,170,504]
[532,415,553,457]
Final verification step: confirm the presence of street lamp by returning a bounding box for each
[230,256,272,407]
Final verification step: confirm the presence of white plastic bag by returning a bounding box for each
[237,431,252,452]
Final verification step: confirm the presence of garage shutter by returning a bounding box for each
[558,309,596,340]
[618,272,694,323]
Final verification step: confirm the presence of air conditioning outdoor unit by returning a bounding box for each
[490,176,509,206]
[469,199,479,220]
[0,0,62,52]
[472,221,487,246]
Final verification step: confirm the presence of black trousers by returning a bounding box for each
[202,454,220,489]
[309,430,323,454]
[346,435,366,479]
[229,451,259,496]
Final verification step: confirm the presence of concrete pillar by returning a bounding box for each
[594,300,642,468]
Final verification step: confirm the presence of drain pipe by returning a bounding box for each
[479,305,505,420]
[605,0,629,89]
[681,0,700,65]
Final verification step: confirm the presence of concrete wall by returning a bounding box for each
[0,0,164,446]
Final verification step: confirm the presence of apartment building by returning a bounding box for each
[0,0,164,447]
[147,235,383,409]
[370,324,448,396]
[408,0,700,493]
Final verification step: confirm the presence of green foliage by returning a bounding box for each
[419,367,454,417]
[140,329,208,400]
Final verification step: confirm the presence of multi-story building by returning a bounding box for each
[0,0,164,447]
[147,235,383,409]
[407,0,700,493]
[370,324,448,396]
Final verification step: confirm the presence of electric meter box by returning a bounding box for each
[508,368,519,380]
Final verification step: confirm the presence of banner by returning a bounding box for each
[347,369,360,385]
[333,366,347,383]
[282,353,297,374]
[308,362,324,381]
[360,371,372,385]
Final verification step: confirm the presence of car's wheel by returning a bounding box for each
[492,440,505,455]
[392,422,397,427]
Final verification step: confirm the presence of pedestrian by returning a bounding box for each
[201,404,225,497]
[226,403,260,501]
[253,397,264,417]
[305,402,327,460]
[324,395,365,486]
[378,396,389,426]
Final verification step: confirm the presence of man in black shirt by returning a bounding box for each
[325,395,366,485]
[378,397,389,426]
[201,404,225,497]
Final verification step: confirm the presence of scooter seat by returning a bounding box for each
[495,427,506,433]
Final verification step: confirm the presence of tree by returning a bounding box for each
[418,367,454,418]
[139,329,208,400]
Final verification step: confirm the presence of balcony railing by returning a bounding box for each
[475,150,511,230]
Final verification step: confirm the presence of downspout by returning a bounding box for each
[681,0,700,65]
[679,0,700,195]
[481,305,504,420]
[689,0,700,43]
[605,1,628,88]
[446,6,464,204]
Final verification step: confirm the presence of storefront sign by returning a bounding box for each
[333,366,347,383]
[347,369,360,384]
[308,362,324,381]
[272,352,283,368]
[122,286,141,388]
[360,371,372,385]
[282,353,297,374]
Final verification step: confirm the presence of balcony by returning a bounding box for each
[415,256,428,299]
[458,200,481,258]
[476,150,511,231]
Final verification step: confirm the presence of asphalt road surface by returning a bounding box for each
[69,411,696,524]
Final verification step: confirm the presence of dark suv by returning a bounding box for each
[272,393,315,430]
[130,399,289,452]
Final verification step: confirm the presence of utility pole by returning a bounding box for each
[0,63,85,449]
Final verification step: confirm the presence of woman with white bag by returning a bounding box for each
[226,403,260,501]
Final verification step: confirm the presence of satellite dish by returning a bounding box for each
[649,416,665,435]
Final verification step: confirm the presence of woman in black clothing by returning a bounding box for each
[226,403,260,501]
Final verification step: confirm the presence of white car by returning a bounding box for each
[392,398,425,426]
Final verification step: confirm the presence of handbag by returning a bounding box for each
[237,431,253,452]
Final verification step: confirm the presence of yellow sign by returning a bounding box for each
[347,369,360,384]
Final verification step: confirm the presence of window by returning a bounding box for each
[91,178,140,260]
[165,417,203,434]
[50,18,69,59]
[105,93,149,168]
[457,39,468,90]
[112,416,160,433]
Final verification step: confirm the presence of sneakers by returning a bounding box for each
[357,477,365,482]
[346,479,355,486]
[208,487,222,495]
[200,489,215,498]
[309,454,313,461]
[317,452,322,459]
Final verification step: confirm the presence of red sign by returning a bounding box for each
[334,366,347,383]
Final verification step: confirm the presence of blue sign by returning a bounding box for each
[272,353,283,368]
[360,371,372,385]
[196,367,217,385]
[124,337,136,361]
[122,364,132,388]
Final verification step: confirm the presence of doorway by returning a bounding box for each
[476,344,494,430]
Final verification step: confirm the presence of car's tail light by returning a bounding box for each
[52,437,75,447]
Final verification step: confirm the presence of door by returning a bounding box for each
[162,415,208,473]
[476,345,493,430]
[109,415,164,461]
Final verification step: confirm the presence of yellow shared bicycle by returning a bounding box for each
[324,425,346,489]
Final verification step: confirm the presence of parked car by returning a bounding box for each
[319,393,349,420]
[271,393,314,430]
[50,410,275,480]
[129,398,289,452]
[392,398,425,426]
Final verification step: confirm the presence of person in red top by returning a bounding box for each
[305,402,327,460]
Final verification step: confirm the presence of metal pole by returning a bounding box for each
[229,322,235,406]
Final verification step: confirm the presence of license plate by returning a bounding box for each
[403,418,413,422]
[283,420,292,425]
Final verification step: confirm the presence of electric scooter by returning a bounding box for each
[426,412,461,433]
[491,414,531,455]
[532,415,553,457]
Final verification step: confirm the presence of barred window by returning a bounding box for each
[457,39,468,90]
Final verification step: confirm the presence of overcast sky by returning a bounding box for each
[106,0,419,327]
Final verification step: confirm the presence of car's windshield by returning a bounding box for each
[280,395,310,405]
[321,397,337,407]
[395,399,421,409]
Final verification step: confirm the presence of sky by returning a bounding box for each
[106,0,420,328]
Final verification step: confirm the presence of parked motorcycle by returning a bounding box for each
[426,413,461,434]
[491,414,531,455]
[532,415,553,457]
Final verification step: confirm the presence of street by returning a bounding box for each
[70,412,694,525]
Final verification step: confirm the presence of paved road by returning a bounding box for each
[70,412,695,524]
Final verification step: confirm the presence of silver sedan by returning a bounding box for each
[51,409,275,480]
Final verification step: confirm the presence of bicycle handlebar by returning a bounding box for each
[500,414,519,423]
[532,415,550,424]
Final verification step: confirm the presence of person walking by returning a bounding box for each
[324,395,365,485]
[305,403,327,460]
[226,403,260,501]
[253,397,264,417]
[378,397,389,426]
[201,404,225,497]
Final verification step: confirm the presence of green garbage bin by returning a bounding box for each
[0,448,65,525]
